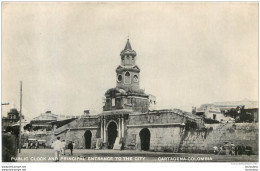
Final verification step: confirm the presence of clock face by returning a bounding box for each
[117,75,122,82]
[133,75,139,82]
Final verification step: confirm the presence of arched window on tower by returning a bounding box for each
[125,71,131,84]
[126,56,130,65]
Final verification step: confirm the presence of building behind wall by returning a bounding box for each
[2,108,23,130]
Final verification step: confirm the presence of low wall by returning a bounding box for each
[180,123,258,154]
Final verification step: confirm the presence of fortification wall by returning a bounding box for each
[180,123,258,154]
[125,111,203,152]
[126,126,183,152]
[128,112,185,125]
[46,116,100,149]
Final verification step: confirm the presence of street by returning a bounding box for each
[14,149,258,162]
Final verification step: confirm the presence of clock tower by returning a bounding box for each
[103,38,155,113]
[116,39,142,93]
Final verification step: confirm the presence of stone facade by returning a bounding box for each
[48,39,257,155]
[51,116,100,149]
[125,110,203,152]
[50,39,204,151]
[180,123,258,154]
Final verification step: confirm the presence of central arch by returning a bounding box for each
[84,130,92,149]
[107,121,118,149]
[139,128,150,151]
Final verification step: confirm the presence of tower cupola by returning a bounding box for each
[120,39,136,66]
[116,39,142,92]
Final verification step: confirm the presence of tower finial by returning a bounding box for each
[127,34,129,40]
[124,38,132,50]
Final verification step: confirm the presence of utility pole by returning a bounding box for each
[19,81,22,153]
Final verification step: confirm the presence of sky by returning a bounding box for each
[2,2,258,121]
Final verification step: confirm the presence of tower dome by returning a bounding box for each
[120,39,136,58]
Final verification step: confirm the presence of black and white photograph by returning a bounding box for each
[1,2,258,169]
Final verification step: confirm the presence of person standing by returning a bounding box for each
[35,140,39,149]
[213,146,218,155]
[2,132,17,162]
[51,137,63,162]
[72,142,76,149]
[235,145,238,155]
[230,143,235,155]
[61,140,66,155]
[68,141,73,156]
[32,141,35,149]
[218,146,223,155]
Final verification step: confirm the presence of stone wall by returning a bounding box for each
[126,111,186,152]
[126,112,258,154]
[180,123,258,154]
[131,98,149,113]
[128,110,204,128]
[128,112,185,126]
[43,111,258,154]
[56,129,98,149]
[125,110,202,152]
[50,117,100,149]
[54,116,100,134]
[126,126,183,152]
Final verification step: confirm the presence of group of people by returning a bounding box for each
[29,140,39,149]
[51,137,75,162]
[213,143,249,155]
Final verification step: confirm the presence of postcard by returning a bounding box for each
[1,2,258,169]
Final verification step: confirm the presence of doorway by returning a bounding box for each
[139,128,150,151]
[107,121,118,149]
[84,130,92,149]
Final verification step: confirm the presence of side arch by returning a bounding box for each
[84,130,92,149]
[139,128,150,151]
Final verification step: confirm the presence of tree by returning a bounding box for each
[23,124,32,131]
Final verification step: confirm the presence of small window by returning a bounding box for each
[112,98,115,106]
[125,71,131,84]
[117,75,122,82]
[133,75,138,82]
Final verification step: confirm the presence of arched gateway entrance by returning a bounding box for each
[139,128,150,151]
[107,121,118,149]
[84,130,92,149]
